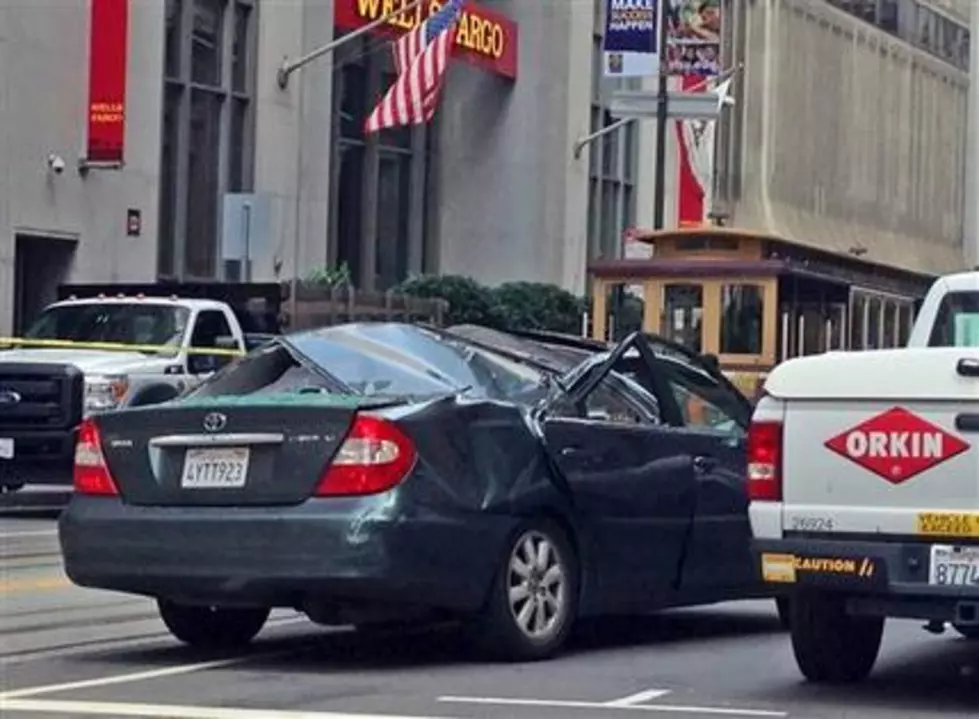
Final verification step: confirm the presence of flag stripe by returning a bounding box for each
[364,0,463,135]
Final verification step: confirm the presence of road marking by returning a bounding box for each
[0,615,310,666]
[0,575,70,594]
[437,696,788,717]
[0,654,281,700]
[605,689,672,707]
[0,527,59,538]
[0,614,309,665]
[0,699,453,719]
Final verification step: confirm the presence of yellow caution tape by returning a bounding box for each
[0,336,246,358]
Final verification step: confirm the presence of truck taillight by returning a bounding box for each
[73,418,119,496]
[747,420,782,502]
[315,414,416,497]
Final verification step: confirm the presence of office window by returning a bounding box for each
[328,34,432,291]
[158,0,257,280]
[826,0,969,71]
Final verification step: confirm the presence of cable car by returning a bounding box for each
[586,227,935,398]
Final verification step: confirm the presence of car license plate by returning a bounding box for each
[929,544,979,586]
[0,438,12,460]
[180,447,249,489]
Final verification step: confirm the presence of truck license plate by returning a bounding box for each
[181,447,250,489]
[0,438,12,460]
[929,544,979,586]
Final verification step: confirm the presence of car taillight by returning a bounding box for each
[747,420,782,502]
[73,417,119,496]
[315,414,417,497]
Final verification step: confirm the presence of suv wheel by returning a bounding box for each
[790,592,883,683]
[472,519,578,661]
[158,600,269,649]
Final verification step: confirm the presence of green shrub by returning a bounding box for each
[395,274,503,327]
[396,275,587,334]
[491,281,586,335]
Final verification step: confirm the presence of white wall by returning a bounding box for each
[251,0,333,283]
[0,0,165,333]
[734,0,967,275]
[432,0,596,295]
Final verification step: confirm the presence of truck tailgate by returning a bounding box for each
[783,399,976,536]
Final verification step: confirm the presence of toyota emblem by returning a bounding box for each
[0,390,21,406]
[202,412,227,432]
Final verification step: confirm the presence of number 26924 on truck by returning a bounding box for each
[747,269,979,683]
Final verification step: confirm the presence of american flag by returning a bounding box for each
[363,0,464,135]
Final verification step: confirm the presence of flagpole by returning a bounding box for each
[277,0,426,89]
[652,0,671,230]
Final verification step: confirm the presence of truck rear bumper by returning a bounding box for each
[754,537,979,625]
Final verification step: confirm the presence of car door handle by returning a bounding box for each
[693,455,716,473]
[561,445,585,457]
[958,358,979,377]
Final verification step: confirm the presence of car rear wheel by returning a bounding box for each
[790,592,883,683]
[472,519,578,661]
[158,600,269,649]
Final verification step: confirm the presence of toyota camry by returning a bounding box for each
[59,321,777,660]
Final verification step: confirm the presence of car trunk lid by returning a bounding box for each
[97,393,401,506]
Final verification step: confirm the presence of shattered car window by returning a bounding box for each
[289,324,552,402]
[192,323,554,403]
[187,343,335,399]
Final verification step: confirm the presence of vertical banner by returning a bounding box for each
[603,0,660,77]
[666,0,720,76]
[667,0,722,226]
[87,0,129,163]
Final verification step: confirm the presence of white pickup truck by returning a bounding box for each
[0,283,281,492]
[749,269,979,683]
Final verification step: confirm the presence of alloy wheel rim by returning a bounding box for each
[506,530,567,640]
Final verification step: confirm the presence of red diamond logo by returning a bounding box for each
[824,407,971,485]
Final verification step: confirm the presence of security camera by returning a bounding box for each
[47,153,66,174]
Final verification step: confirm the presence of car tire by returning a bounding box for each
[775,596,791,629]
[790,592,883,683]
[158,600,269,649]
[953,623,979,640]
[471,518,579,662]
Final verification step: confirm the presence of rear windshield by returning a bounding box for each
[927,291,979,347]
[288,325,550,402]
[192,324,553,404]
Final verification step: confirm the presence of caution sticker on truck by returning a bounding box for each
[761,553,881,584]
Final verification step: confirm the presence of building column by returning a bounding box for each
[964,3,979,268]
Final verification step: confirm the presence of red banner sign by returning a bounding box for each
[335,0,518,80]
[87,0,129,162]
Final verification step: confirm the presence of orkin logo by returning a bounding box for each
[825,406,970,484]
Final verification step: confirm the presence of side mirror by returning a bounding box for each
[700,353,721,372]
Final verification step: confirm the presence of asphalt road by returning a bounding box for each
[4,494,979,719]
